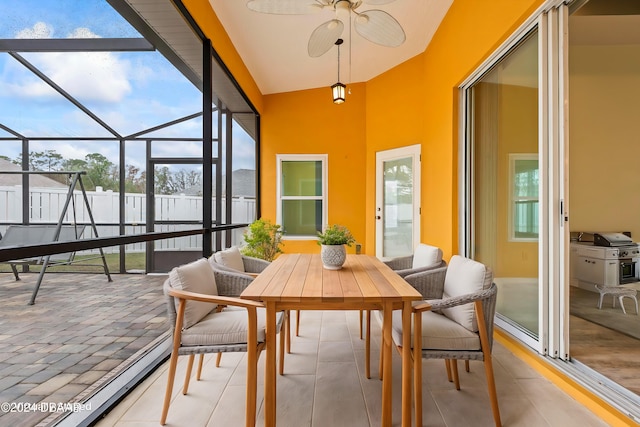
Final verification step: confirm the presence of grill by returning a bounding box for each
[571,231,640,286]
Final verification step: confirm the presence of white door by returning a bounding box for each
[375,145,421,259]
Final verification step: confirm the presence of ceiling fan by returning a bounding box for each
[246,0,406,57]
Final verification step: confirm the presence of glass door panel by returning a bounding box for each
[376,145,420,259]
[149,162,204,272]
[469,30,540,338]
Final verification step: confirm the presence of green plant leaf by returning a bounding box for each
[317,224,355,246]
[240,218,283,261]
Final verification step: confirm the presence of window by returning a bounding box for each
[509,154,539,241]
[277,154,327,238]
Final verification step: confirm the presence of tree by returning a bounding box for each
[154,166,174,195]
[84,153,117,191]
[124,165,145,193]
[172,169,201,194]
[63,158,88,172]
[14,150,64,171]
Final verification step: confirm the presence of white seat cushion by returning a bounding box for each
[169,258,218,328]
[213,246,245,272]
[441,255,492,332]
[412,244,443,269]
[389,309,480,350]
[182,308,284,346]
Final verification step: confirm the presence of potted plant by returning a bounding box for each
[241,218,283,262]
[317,224,355,270]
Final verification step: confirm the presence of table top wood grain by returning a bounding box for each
[241,253,422,307]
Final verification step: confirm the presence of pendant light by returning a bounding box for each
[331,38,346,104]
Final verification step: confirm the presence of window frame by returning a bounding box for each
[276,154,328,240]
[508,153,539,242]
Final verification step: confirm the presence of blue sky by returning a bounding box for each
[0,0,256,171]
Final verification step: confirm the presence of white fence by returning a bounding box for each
[0,186,256,252]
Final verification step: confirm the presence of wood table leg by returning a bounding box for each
[264,302,277,427]
[381,301,393,426]
[365,310,371,379]
[401,301,412,427]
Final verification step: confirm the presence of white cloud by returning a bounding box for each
[7,23,132,103]
[68,27,99,39]
[15,22,54,38]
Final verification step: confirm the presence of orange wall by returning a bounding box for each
[365,0,543,260]
[261,85,367,254]
[185,0,545,258]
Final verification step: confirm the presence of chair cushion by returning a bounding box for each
[441,255,492,332]
[168,258,218,329]
[390,310,480,350]
[181,307,283,346]
[412,244,443,269]
[213,246,245,272]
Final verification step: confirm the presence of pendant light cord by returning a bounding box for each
[349,12,352,93]
[337,41,341,82]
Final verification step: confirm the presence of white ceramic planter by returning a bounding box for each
[320,244,346,270]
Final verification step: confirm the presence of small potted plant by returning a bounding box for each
[317,224,355,270]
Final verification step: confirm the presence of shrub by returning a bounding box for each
[241,218,283,261]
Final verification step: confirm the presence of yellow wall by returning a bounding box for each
[261,85,367,254]
[569,44,640,238]
[365,0,544,260]
[185,0,545,258]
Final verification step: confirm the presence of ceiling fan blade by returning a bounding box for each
[247,0,325,15]
[354,9,405,47]
[308,19,345,57]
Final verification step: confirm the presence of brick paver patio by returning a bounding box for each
[0,272,168,426]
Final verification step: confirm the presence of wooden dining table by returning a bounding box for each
[240,253,422,427]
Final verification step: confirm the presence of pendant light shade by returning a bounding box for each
[332,82,346,104]
[332,38,345,104]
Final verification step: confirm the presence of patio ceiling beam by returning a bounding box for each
[0,38,154,52]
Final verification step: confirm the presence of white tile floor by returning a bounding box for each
[96,310,609,427]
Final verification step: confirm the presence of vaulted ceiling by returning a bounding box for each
[209,0,453,95]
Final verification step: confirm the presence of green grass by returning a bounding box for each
[0,252,146,274]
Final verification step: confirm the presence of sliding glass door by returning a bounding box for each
[460,5,569,356]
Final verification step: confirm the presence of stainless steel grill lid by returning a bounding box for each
[594,232,633,247]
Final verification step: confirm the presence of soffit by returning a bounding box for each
[113,0,255,118]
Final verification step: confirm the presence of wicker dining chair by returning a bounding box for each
[210,246,295,351]
[363,243,446,378]
[382,243,446,277]
[160,258,285,426]
[209,246,271,278]
[392,255,501,427]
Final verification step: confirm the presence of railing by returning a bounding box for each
[0,185,256,252]
[0,225,247,263]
